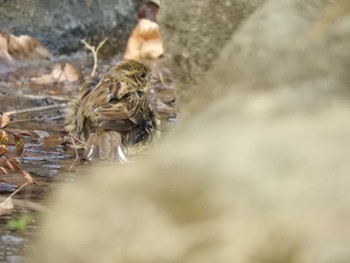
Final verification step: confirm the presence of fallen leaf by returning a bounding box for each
[43,134,64,148]
[0,32,15,73]
[7,33,51,60]
[19,131,34,137]
[31,63,81,84]
[10,158,21,169]
[0,145,8,156]
[0,130,9,145]
[0,167,7,175]
[22,171,38,186]
[0,197,14,210]
[14,135,24,156]
[5,160,15,172]
[123,18,163,60]
[0,114,11,128]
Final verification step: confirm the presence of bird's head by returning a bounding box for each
[109,60,152,92]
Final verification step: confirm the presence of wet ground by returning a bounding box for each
[0,53,176,262]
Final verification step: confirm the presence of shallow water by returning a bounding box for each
[0,54,175,262]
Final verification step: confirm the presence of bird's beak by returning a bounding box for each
[144,83,152,92]
[150,75,160,84]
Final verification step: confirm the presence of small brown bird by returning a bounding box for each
[65,59,160,161]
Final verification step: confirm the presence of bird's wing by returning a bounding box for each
[95,94,146,132]
[125,95,148,125]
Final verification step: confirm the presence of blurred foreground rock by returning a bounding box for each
[28,0,350,262]
[0,0,139,55]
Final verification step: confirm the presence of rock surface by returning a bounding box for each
[158,0,266,105]
[28,1,350,263]
[0,0,139,55]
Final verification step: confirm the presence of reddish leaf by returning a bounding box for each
[0,130,9,145]
[14,135,24,156]
[0,114,10,128]
[10,158,21,169]
[0,145,8,157]
[0,167,7,175]
[5,161,15,172]
[19,131,34,137]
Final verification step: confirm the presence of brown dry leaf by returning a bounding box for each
[14,135,24,156]
[0,197,14,210]
[0,32,15,73]
[43,134,64,148]
[0,167,8,175]
[19,131,34,137]
[31,63,81,84]
[124,18,163,60]
[22,171,38,186]
[0,114,11,128]
[7,33,51,60]
[10,158,21,169]
[0,145,8,157]
[0,130,9,145]
[5,160,15,172]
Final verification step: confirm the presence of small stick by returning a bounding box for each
[4,103,67,116]
[4,155,38,185]
[69,133,80,163]
[70,134,94,148]
[81,38,108,77]
[69,133,95,168]
[2,183,28,203]
[21,94,69,102]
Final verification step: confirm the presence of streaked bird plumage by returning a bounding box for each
[65,59,160,161]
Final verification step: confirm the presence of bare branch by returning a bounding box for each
[4,103,67,116]
[81,38,108,77]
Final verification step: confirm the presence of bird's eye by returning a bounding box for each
[139,72,147,79]
[108,97,118,104]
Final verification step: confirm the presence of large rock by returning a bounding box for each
[158,0,266,105]
[0,0,139,54]
[28,95,350,263]
[186,0,350,114]
[28,1,350,263]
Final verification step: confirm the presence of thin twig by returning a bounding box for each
[69,133,80,163]
[81,38,108,77]
[20,94,69,102]
[4,103,67,116]
[4,155,38,186]
[70,134,94,148]
[3,183,28,202]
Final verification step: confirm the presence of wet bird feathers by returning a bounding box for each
[65,60,160,160]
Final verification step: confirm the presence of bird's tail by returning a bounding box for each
[86,131,127,161]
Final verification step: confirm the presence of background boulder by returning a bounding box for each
[0,0,140,55]
[158,0,266,105]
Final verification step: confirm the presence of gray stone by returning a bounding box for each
[0,0,140,55]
